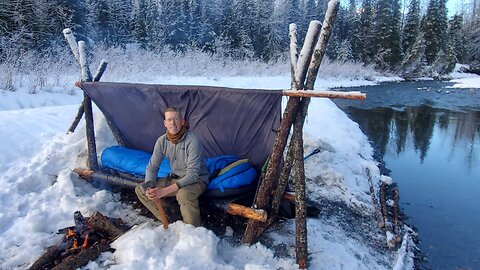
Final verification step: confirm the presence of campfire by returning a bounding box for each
[29,211,127,270]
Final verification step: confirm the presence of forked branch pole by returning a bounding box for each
[63,29,98,170]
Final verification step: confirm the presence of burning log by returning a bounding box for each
[29,211,127,270]
[51,241,111,270]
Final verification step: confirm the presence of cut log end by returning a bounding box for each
[73,168,94,180]
[226,203,267,222]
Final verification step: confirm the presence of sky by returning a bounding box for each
[0,69,440,269]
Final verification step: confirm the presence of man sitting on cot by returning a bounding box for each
[135,107,209,227]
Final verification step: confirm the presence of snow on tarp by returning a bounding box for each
[80,82,282,169]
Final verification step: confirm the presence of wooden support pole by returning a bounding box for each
[293,116,307,269]
[78,42,98,170]
[64,29,123,148]
[93,59,108,82]
[269,140,296,219]
[82,98,98,170]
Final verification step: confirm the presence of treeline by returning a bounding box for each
[1,0,479,76]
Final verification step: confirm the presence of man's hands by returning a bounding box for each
[146,184,179,200]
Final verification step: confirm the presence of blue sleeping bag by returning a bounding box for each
[101,146,171,178]
[100,146,257,192]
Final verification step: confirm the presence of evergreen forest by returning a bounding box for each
[1,0,479,77]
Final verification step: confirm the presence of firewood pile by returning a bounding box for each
[29,211,128,270]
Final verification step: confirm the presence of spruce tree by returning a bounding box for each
[254,0,280,60]
[359,0,376,65]
[346,0,361,61]
[163,0,189,51]
[402,0,420,55]
[465,3,480,73]
[421,2,436,64]
[448,14,466,63]
[327,5,347,60]
[132,0,148,47]
[375,0,402,70]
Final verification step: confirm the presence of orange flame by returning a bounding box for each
[81,234,89,250]
[66,229,76,239]
[72,239,79,249]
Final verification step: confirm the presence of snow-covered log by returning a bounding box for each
[282,89,366,99]
[62,28,80,63]
[295,20,321,89]
[78,41,93,82]
[366,168,385,229]
[289,24,299,90]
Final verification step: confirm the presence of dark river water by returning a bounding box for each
[333,80,480,270]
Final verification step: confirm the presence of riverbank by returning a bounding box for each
[0,71,419,269]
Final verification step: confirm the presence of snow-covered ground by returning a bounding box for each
[2,71,477,269]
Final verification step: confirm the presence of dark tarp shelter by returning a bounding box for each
[80,82,283,170]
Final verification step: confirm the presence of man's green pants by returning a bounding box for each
[135,178,206,227]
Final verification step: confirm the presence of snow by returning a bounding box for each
[449,63,480,89]
[5,71,477,269]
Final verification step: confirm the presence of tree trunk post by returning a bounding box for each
[78,41,98,170]
[293,113,307,269]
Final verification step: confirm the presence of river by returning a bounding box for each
[333,80,480,270]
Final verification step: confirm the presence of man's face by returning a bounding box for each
[164,111,184,135]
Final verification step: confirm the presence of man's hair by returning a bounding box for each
[165,107,183,119]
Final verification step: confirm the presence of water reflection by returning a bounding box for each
[344,106,480,170]
[333,81,480,270]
